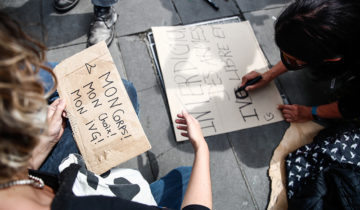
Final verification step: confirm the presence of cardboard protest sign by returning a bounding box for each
[152,21,284,141]
[54,42,151,174]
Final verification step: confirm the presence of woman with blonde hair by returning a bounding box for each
[0,11,212,210]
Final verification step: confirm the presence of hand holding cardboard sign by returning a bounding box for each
[30,98,67,169]
[54,42,151,174]
[46,99,67,144]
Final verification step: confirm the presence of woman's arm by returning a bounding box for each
[278,102,342,122]
[317,102,342,119]
[241,61,288,91]
[175,111,212,209]
[29,99,66,170]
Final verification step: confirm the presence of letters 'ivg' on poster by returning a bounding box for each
[152,21,284,141]
[54,41,151,174]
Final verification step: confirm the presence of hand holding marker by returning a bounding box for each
[235,75,263,99]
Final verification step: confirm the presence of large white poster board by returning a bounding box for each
[152,21,284,141]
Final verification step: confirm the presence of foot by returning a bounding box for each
[54,0,80,13]
[87,6,118,47]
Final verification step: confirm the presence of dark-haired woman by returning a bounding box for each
[241,0,360,123]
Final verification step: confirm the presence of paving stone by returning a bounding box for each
[228,121,289,209]
[235,0,291,13]
[244,7,285,66]
[117,153,155,183]
[47,44,86,63]
[137,86,176,157]
[42,0,93,48]
[0,0,41,23]
[0,0,43,41]
[240,166,270,210]
[118,35,158,91]
[153,135,255,210]
[109,38,128,79]
[172,0,240,24]
[114,0,181,36]
[46,41,127,79]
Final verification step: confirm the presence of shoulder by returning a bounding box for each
[0,195,49,210]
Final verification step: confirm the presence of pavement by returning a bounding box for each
[1,0,334,209]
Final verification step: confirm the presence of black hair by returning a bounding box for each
[275,0,360,64]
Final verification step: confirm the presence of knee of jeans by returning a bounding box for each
[122,79,136,91]
[121,79,139,111]
[174,166,192,176]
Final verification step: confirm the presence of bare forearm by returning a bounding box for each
[317,102,342,119]
[181,143,212,209]
[28,137,56,170]
[265,61,288,80]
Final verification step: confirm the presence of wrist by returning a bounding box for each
[263,70,274,82]
[194,140,209,153]
[39,134,59,147]
[308,106,316,120]
[311,106,318,116]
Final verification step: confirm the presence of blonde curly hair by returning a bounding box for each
[0,11,57,180]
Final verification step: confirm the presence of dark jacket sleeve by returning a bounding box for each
[338,95,360,119]
[337,75,360,119]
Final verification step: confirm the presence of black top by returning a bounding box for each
[337,73,360,119]
[30,165,209,210]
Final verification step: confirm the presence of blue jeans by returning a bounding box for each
[150,166,192,210]
[92,0,118,7]
[39,62,139,173]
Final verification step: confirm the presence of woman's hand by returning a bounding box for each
[278,104,313,122]
[44,98,67,145]
[175,111,207,152]
[29,98,66,169]
[240,61,288,91]
[240,71,272,91]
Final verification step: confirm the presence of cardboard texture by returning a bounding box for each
[152,21,284,141]
[54,42,151,175]
[267,121,324,210]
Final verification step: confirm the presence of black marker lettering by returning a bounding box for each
[85,63,96,74]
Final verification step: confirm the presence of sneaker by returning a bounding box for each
[54,0,80,13]
[87,6,118,47]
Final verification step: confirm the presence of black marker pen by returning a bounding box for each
[203,0,219,11]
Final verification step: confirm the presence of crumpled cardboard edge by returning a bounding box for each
[267,121,324,210]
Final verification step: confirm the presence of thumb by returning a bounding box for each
[52,99,66,122]
[47,99,61,119]
[182,110,189,119]
[278,104,285,110]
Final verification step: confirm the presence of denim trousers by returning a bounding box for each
[150,166,192,210]
[91,0,118,7]
[38,63,190,209]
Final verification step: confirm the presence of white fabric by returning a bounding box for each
[59,154,157,206]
